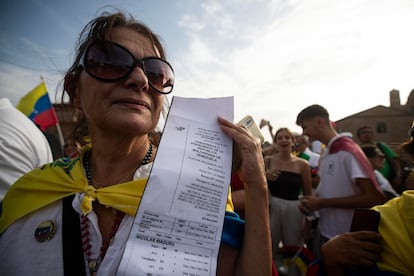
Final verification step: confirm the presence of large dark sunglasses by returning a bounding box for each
[81,41,174,94]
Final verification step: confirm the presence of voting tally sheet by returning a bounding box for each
[118,96,234,276]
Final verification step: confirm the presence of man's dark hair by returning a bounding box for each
[361,145,379,158]
[296,104,329,126]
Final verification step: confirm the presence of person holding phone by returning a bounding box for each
[310,190,414,275]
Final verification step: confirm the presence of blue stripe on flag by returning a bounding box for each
[28,93,52,120]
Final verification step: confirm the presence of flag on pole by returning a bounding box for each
[16,81,58,131]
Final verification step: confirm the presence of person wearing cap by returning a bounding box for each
[360,145,399,201]
[295,104,385,258]
[357,125,403,193]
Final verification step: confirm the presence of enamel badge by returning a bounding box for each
[34,220,57,242]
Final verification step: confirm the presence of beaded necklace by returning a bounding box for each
[80,210,124,275]
[83,143,153,186]
[81,143,153,275]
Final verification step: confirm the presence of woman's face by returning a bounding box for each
[358,127,374,144]
[275,130,293,152]
[75,27,165,137]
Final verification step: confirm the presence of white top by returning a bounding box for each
[375,170,399,197]
[304,147,320,168]
[311,140,323,154]
[0,163,152,276]
[0,98,53,199]
[317,134,369,239]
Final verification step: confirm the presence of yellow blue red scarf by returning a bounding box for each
[1,147,235,234]
[0,149,148,233]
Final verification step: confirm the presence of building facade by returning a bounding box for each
[335,89,414,159]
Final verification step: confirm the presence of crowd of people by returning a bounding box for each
[262,104,413,275]
[0,9,413,276]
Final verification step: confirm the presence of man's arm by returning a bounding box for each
[300,178,385,211]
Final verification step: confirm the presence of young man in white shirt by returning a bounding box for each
[295,104,385,257]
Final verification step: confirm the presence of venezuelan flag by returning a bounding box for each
[16,81,58,131]
[280,245,317,274]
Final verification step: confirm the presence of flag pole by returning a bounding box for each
[41,76,65,148]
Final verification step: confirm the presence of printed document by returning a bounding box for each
[118,96,234,276]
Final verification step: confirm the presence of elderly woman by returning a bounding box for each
[0,11,271,275]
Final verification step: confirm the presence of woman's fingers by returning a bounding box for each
[217,116,265,186]
[217,116,255,144]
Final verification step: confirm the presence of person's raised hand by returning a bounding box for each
[217,116,266,190]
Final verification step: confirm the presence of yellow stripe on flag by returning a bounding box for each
[16,81,47,116]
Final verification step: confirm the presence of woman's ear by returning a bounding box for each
[316,117,326,128]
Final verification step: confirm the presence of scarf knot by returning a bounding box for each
[81,185,97,215]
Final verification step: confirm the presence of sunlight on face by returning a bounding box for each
[77,27,166,136]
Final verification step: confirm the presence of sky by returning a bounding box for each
[1,0,414,142]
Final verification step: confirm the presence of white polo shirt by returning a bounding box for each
[317,134,369,239]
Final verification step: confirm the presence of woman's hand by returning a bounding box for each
[266,170,281,181]
[299,195,321,211]
[217,116,272,276]
[217,116,266,189]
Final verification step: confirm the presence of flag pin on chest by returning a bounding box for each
[34,220,57,242]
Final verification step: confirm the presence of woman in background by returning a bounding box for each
[265,127,312,276]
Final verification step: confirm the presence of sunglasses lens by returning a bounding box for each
[85,42,133,81]
[143,59,174,94]
[84,41,174,94]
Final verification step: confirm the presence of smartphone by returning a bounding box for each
[238,115,264,143]
[350,208,380,232]
[348,209,381,274]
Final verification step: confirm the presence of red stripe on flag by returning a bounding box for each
[33,107,58,131]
